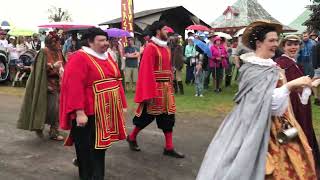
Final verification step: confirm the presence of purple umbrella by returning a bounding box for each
[104,28,131,38]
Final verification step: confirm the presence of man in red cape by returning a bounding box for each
[126,21,185,158]
[60,28,127,179]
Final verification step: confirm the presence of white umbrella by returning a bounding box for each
[234,28,246,37]
[214,32,232,39]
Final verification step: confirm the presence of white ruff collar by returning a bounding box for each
[82,46,108,60]
[151,37,168,47]
[240,52,277,67]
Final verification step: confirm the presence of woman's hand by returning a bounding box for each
[76,110,88,127]
[286,76,312,90]
[312,79,320,87]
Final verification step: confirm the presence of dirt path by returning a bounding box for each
[0,94,222,180]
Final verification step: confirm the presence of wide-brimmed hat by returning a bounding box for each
[280,34,301,48]
[242,20,283,49]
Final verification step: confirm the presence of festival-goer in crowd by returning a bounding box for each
[233,34,252,80]
[310,31,318,43]
[194,60,204,97]
[16,36,27,57]
[31,33,41,51]
[62,33,81,58]
[109,37,125,88]
[210,36,228,93]
[126,21,185,158]
[7,36,18,81]
[298,31,316,76]
[195,33,209,88]
[0,30,9,48]
[312,32,320,106]
[184,36,196,85]
[124,36,140,92]
[170,35,184,95]
[204,33,216,89]
[17,31,64,141]
[60,28,127,180]
[197,20,316,180]
[225,41,233,87]
[276,34,320,175]
[25,36,33,49]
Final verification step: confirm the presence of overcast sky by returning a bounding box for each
[0,0,311,30]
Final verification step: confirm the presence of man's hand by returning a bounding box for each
[76,110,88,127]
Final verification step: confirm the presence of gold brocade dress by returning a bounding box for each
[266,72,317,180]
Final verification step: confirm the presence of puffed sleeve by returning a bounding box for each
[271,85,290,116]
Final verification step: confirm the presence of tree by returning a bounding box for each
[48,6,72,22]
[304,0,320,32]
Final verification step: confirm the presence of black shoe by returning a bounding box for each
[126,135,141,151]
[72,158,78,167]
[315,99,320,106]
[163,149,185,158]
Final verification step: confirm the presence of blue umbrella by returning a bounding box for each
[1,21,10,27]
[104,28,131,38]
[192,38,212,58]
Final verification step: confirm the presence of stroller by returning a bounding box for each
[0,47,9,82]
[12,49,37,87]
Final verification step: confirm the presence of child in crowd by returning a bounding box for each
[194,60,204,97]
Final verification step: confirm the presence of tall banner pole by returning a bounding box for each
[121,0,134,47]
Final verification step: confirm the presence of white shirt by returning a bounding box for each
[7,44,19,60]
[240,52,290,116]
[0,39,9,48]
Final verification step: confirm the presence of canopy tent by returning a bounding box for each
[289,9,312,34]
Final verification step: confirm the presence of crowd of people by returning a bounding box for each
[0,18,319,179]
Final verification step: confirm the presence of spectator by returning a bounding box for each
[0,30,8,49]
[194,60,204,97]
[62,33,80,58]
[124,37,140,92]
[171,35,184,95]
[31,33,41,51]
[7,36,18,81]
[25,36,33,49]
[109,37,125,88]
[312,33,320,106]
[16,36,27,57]
[298,31,316,76]
[184,36,196,84]
[210,36,228,93]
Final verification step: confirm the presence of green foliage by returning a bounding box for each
[305,1,320,32]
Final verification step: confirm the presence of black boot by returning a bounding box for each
[177,81,184,95]
[214,79,221,93]
[225,75,232,87]
[126,135,141,151]
[163,149,185,158]
[173,80,178,94]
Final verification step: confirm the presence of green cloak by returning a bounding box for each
[17,49,48,131]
